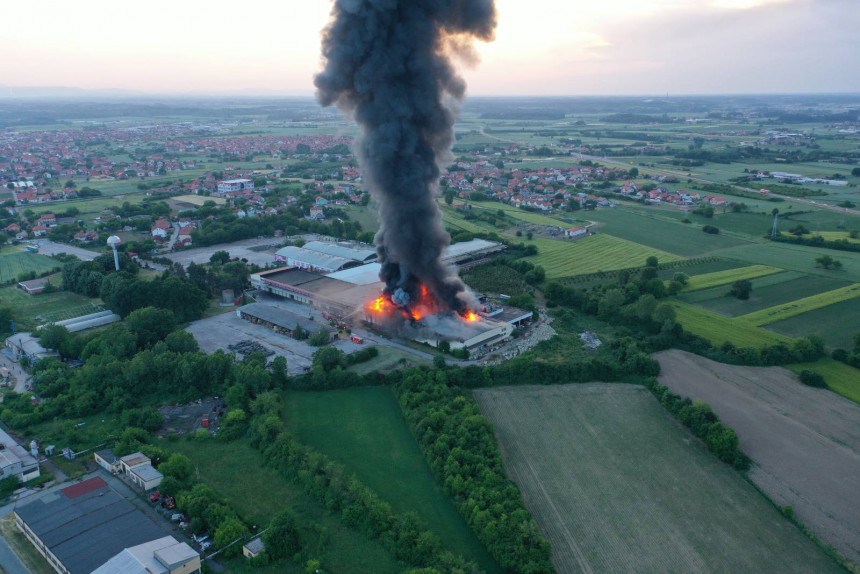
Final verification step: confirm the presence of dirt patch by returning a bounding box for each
[159,397,225,436]
[655,349,860,565]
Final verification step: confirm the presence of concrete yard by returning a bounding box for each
[186,305,366,375]
[163,236,285,269]
[35,239,100,261]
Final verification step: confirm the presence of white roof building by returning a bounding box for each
[0,427,40,482]
[92,536,200,574]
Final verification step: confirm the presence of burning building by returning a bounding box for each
[315,0,497,318]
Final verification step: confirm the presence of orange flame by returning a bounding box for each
[463,311,480,322]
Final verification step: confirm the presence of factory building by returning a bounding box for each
[273,241,377,274]
[0,427,40,483]
[14,476,199,574]
[441,238,505,264]
[238,303,333,338]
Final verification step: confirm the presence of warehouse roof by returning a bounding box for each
[0,427,37,475]
[239,303,329,334]
[275,246,359,272]
[303,240,377,262]
[14,477,168,574]
[92,536,198,574]
[327,263,383,286]
[442,238,504,262]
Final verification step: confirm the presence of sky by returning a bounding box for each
[1,0,857,96]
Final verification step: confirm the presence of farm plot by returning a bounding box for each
[678,272,849,317]
[0,251,61,283]
[787,357,860,404]
[682,264,783,291]
[656,349,860,565]
[765,296,860,351]
[284,387,499,573]
[738,283,860,326]
[717,241,860,282]
[523,234,681,278]
[671,301,792,348]
[585,207,751,256]
[474,384,841,574]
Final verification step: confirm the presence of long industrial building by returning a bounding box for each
[14,476,199,574]
[274,240,378,274]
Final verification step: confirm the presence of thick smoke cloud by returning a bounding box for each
[315,0,496,313]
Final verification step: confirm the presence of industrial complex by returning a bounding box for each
[246,237,532,352]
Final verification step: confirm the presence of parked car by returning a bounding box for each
[170,513,183,522]
[193,533,209,544]
[162,496,176,510]
[200,541,212,551]
[149,491,161,503]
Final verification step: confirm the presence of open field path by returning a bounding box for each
[475,383,841,573]
[656,349,860,565]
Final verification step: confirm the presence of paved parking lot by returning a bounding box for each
[35,239,100,261]
[163,237,285,269]
[186,307,365,375]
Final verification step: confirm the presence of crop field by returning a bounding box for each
[167,438,402,574]
[787,358,860,404]
[0,283,101,331]
[739,283,860,326]
[474,384,841,573]
[0,251,62,284]
[817,231,860,244]
[466,202,583,227]
[585,207,752,256]
[439,206,495,233]
[682,264,783,291]
[679,272,850,317]
[25,193,147,219]
[656,350,860,565]
[718,241,860,282]
[523,234,682,278]
[671,301,792,348]
[283,387,499,572]
[656,257,745,280]
[765,297,860,350]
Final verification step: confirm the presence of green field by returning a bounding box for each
[766,297,860,350]
[717,241,860,281]
[787,358,860,404]
[672,301,792,348]
[168,438,402,574]
[584,207,753,256]
[474,384,842,573]
[682,264,783,291]
[679,272,850,317]
[0,283,100,330]
[283,387,499,572]
[0,251,62,283]
[523,234,682,278]
[739,283,860,326]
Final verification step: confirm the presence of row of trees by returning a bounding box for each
[392,369,554,573]
[644,378,751,470]
[257,419,479,572]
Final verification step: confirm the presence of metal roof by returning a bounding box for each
[442,238,503,261]
[303,240,377,262]
[326,263,383,285]
[275,246,357,272]
[14,477,169,574]
[239,303,330,334]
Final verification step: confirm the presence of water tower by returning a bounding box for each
[107,235,122,271]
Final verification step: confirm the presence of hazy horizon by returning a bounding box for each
[1,0,857,97]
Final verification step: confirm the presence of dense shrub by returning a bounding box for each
[798,370,827,388]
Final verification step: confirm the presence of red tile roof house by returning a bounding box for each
[32,225,49,237]
[37,214,57,227]
[151,219,171,238]
[4,223,21,234]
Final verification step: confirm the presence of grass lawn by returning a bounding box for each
[346,347,428,374]
[168,437,402,574]
[523,234,682,278]
[765,296,860,350]
[671,301,792,348]
[681,264,783,291]
[738,283,860,326]
[283,387,500,573]
[786,358,860,404]
[0,251,62,284]
[474,384,842,573]
[0,284,101,330]
[25,192,148,219]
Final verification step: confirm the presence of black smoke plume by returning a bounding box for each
[315,0,496,314]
